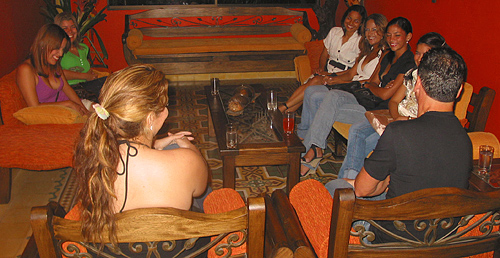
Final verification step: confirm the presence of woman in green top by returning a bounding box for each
[54,12,106,102]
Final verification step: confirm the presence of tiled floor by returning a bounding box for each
[0,168,71,257]
[1,78,343,257]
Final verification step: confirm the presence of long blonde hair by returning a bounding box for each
[74,64,169,245]
[54,11,83,49]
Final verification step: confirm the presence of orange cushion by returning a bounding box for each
[289,179,333,258]
[204,188,246,258]
[132,37,305,56]
[0,124,82,170]
[13,105,87,125]
[63,203,87,257]
[304,40,324,73]
[0,70,26,126]
[457,213,499,258]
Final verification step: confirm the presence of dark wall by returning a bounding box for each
[0,0,45,77]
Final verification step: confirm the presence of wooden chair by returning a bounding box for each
[283,182,500,258]
[264,192,316,258]
[465,86,496,132]
[31,198,265,258]
[331,188,500,257]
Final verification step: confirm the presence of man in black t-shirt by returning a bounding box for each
[326,47,472,243]
[354,47,471,199]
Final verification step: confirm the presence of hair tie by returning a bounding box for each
[93,103,110,120]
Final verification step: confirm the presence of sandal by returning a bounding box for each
[301,144,322,163]
[279,102,289,113]
[300,144,323,176]
[300,158,321,177]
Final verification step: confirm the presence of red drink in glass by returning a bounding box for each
[283,111,295,134]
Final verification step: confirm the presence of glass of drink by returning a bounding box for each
[267,90,277,111]
[478,145,494,177]
[211,78,220,95]
[283,111,295,134]
[226,123,238,149]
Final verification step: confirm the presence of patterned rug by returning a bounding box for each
[59,79,344,203]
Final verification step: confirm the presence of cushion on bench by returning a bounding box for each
[133,37,306,56]
[127,22,311,56]
[0,124,82,170]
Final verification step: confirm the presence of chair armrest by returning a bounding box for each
[271,189,316,257]
[294,55,312,85]
[265,195,293,257]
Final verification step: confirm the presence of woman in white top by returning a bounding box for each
[291,13,388,131]
[279,5,367,113]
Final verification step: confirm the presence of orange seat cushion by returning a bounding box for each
[204,188,246,258]
[0,124,82,170]
[132,37,304,56]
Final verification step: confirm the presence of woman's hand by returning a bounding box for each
[313,68,326,75]
[154,131,194,150]
[85,70,98,81]
[61,100,88,115]
[384,80,395,89]
[323,75,337,85]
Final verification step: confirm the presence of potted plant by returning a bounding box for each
[41,0,108,67]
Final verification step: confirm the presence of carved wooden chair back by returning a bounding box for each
[329,187,500,258]
[466,86,496,132]
[31,198,265,258]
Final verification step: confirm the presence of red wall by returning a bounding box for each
[336,0,500,137]
[0,0,45,77]
[2,0,498,137]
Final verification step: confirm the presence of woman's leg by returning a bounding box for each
[338,119,377,179]
[296,85,329,139]
[302,90,366,152]
[279,76,325,113]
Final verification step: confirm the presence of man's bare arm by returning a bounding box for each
[354,168,390,197]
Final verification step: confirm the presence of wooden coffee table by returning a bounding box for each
[205,84,305,193]
[469,158,500,192]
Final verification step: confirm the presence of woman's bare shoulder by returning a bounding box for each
[153,147,206,172]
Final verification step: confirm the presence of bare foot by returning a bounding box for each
[300,164,310,176]
[278,104,288,113]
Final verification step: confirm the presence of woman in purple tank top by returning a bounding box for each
[17,24,88,115]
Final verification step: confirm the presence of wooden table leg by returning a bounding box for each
[0,167,12,204]
[208,111,215,137]
[223,156,236,189]
[286,153,301,193]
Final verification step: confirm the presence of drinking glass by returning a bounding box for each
[267,90,277,111]
[283,111,295,134]
[226,123,238,149]
[478,145,494,177]
[211,78,220,95]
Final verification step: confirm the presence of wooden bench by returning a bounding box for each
[122,6,312,75]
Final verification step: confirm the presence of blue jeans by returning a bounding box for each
[325,178,386,243]
[338,119,380,179]
[297,85,329,140]
[302,90,366,152]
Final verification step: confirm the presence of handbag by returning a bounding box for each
[365,109,394,135]
[351,88,384,111]
[326,81,384,110]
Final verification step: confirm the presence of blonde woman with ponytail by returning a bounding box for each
[73,64,209,253]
